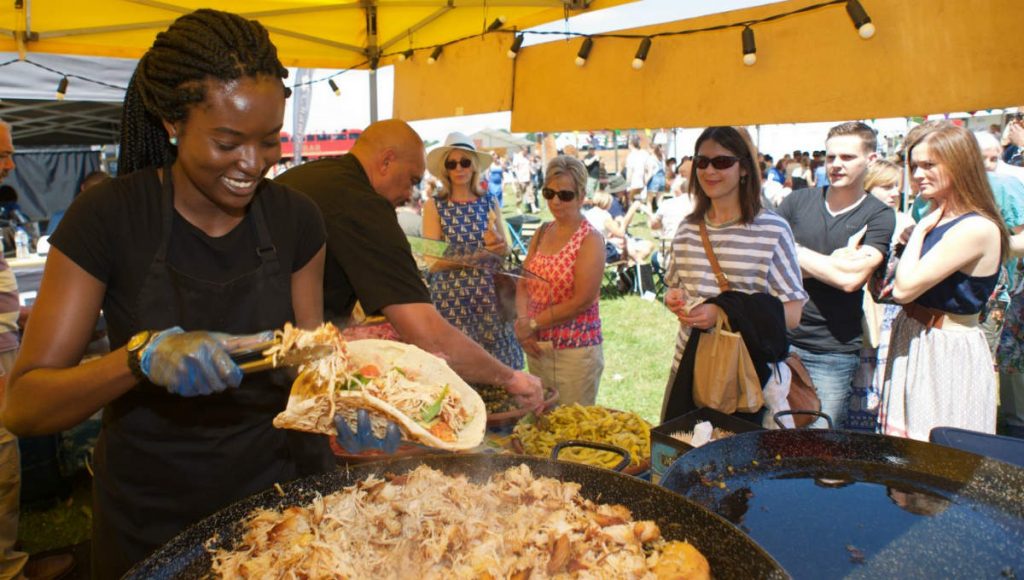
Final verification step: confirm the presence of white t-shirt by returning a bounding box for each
[654,194,695,240]
[626,149,650,190]
[583,206,613,238]
[512,154,532,183]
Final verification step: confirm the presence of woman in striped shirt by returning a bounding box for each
[664,127,807,382]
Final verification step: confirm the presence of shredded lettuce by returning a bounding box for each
[420,385,449,424]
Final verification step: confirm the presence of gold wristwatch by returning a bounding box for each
[126,329,153,381]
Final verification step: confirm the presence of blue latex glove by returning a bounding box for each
[139,327,242,397]
[334,409,402,454]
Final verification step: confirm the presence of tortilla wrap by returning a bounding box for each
[273,339,486,451]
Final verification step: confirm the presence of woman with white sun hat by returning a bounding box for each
[422,132,525,377]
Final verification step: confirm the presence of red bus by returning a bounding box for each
[280,129,362,159]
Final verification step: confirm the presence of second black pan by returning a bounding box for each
[660,429,1024,579]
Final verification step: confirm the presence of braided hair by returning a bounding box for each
[118,9,290,176]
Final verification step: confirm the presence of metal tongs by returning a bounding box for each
[225,332,334,374]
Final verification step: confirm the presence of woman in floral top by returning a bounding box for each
[515,156,606,405]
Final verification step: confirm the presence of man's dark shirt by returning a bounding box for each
[777,187,895,353]
[276,155,431,319]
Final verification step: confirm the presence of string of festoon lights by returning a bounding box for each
[0,0,873,99]
[398,0,874,70]
[0,56,368,101]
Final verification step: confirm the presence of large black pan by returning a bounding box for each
[660,429,1024,579]
[126,453,787,578]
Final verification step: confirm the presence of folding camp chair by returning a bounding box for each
[600,236,655,297]
[506,214,542,258]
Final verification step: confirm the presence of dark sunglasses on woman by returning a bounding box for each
[444,158,474,170]
[695,155,741,170]
[541,188,577,202]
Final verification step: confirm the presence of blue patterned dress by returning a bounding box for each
[430,194,524,370]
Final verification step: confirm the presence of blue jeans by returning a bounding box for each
[790,346,860,429]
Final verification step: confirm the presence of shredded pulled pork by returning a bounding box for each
[265,322,354,391]
[269,323,468,441]
[209,464,710,579]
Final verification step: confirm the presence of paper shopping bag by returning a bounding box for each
[692,314,763,414]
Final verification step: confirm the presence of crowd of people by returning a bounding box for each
[378,115,1024,446]
[427,116,1024,446]
[0,6,1023,577]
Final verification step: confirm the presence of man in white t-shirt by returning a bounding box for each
[625,137,651,204]
[512,149,535,213]
[650,188,694,243]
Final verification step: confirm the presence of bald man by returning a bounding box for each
[277,120,543,410]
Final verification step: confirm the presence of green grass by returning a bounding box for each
[595,294,678,425]
[18,476,92,554]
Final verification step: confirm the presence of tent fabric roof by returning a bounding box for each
[0,0,635,69]
[0,99,122,147]
[0,53,133,146]
[469,128,533,149]
[393,0,1024,131]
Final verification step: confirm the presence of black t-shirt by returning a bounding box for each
[777,187,895,353]
[50,167,326,346]
[275,155,431,318]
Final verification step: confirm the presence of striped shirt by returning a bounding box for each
[0,256,19,354]
[667,210,806,369]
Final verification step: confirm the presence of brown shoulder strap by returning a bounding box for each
[699,221,731,292]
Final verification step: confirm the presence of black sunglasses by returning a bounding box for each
[695,155,741,170]
[444,158,474,170]
[542,187,577,202]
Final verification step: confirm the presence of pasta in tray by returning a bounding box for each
[270,323,485,450]
[208,464,711,579]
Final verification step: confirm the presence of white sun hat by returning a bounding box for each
[426,131,494,179]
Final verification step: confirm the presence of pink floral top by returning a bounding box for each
[524,220,602,350]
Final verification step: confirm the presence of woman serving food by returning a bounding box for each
[0,10,345,577]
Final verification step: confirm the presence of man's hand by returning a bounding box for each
[505,370,544,411]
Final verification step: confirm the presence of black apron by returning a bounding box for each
[91,168,332,578]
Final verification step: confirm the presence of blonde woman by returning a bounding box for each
[422,132,524,371]
[516,156,605,405]
[849,160,913,428]
[880,122,1008,440]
